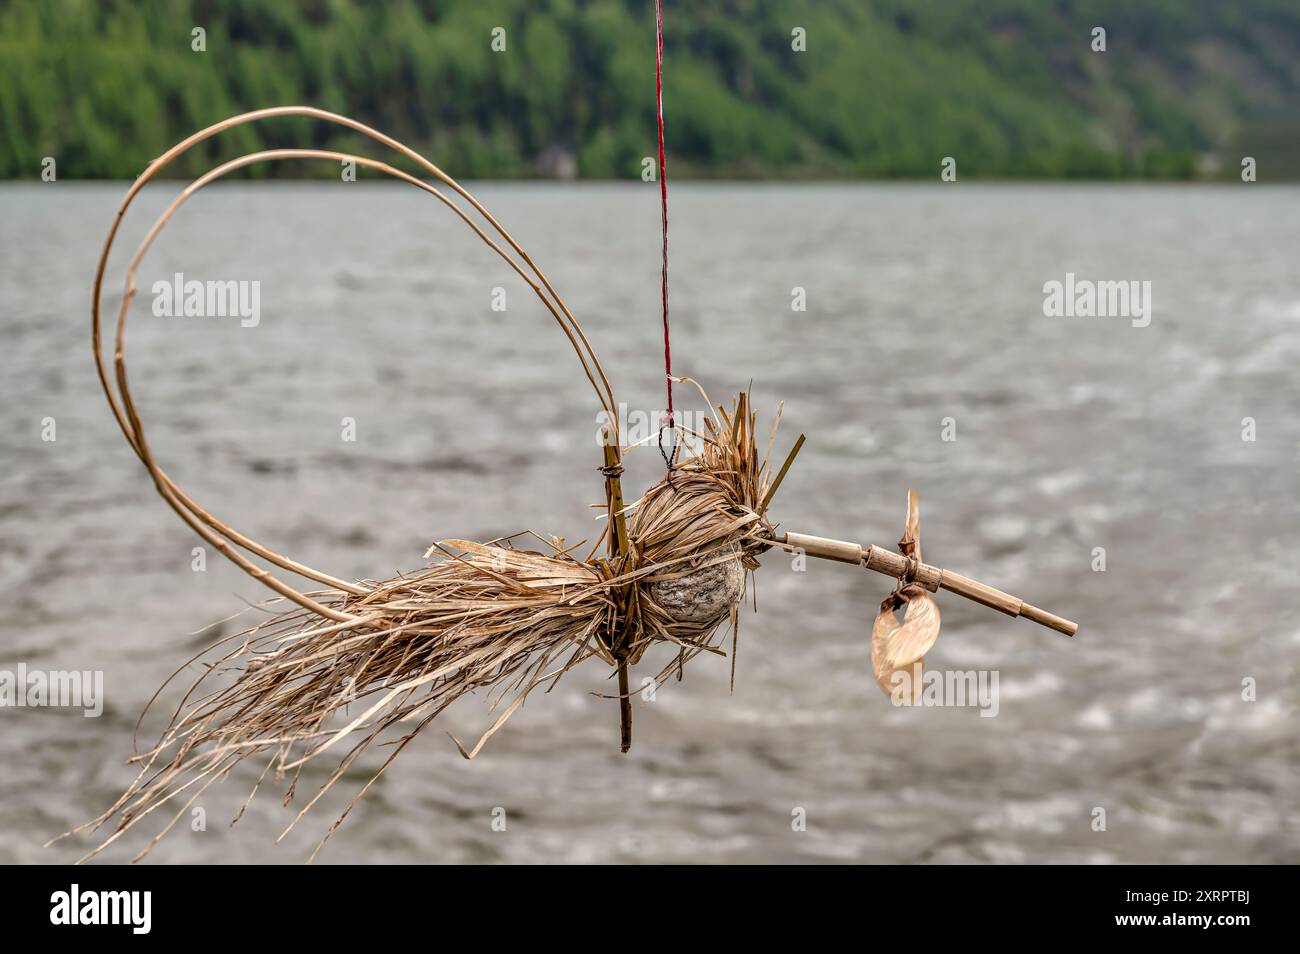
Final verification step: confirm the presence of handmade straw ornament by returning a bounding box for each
[65,107,1077,863]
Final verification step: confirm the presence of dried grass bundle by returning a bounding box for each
[68,386,794,862]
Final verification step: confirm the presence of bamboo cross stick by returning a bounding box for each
[600,427,635,752]
[775,531,1078,637]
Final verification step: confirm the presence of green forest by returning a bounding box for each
[2,0,1299,179]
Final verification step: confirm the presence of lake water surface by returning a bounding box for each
[1,181,1297,863]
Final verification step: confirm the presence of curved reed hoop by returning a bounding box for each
[92,107,619,618]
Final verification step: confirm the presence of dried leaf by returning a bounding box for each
[871,585,941,700]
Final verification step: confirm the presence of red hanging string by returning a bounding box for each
[655,0,673,428]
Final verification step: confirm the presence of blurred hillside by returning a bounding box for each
[2,0,1299,179]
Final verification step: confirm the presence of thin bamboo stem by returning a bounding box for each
[774,531,1078,637]
[601,427,634,752]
